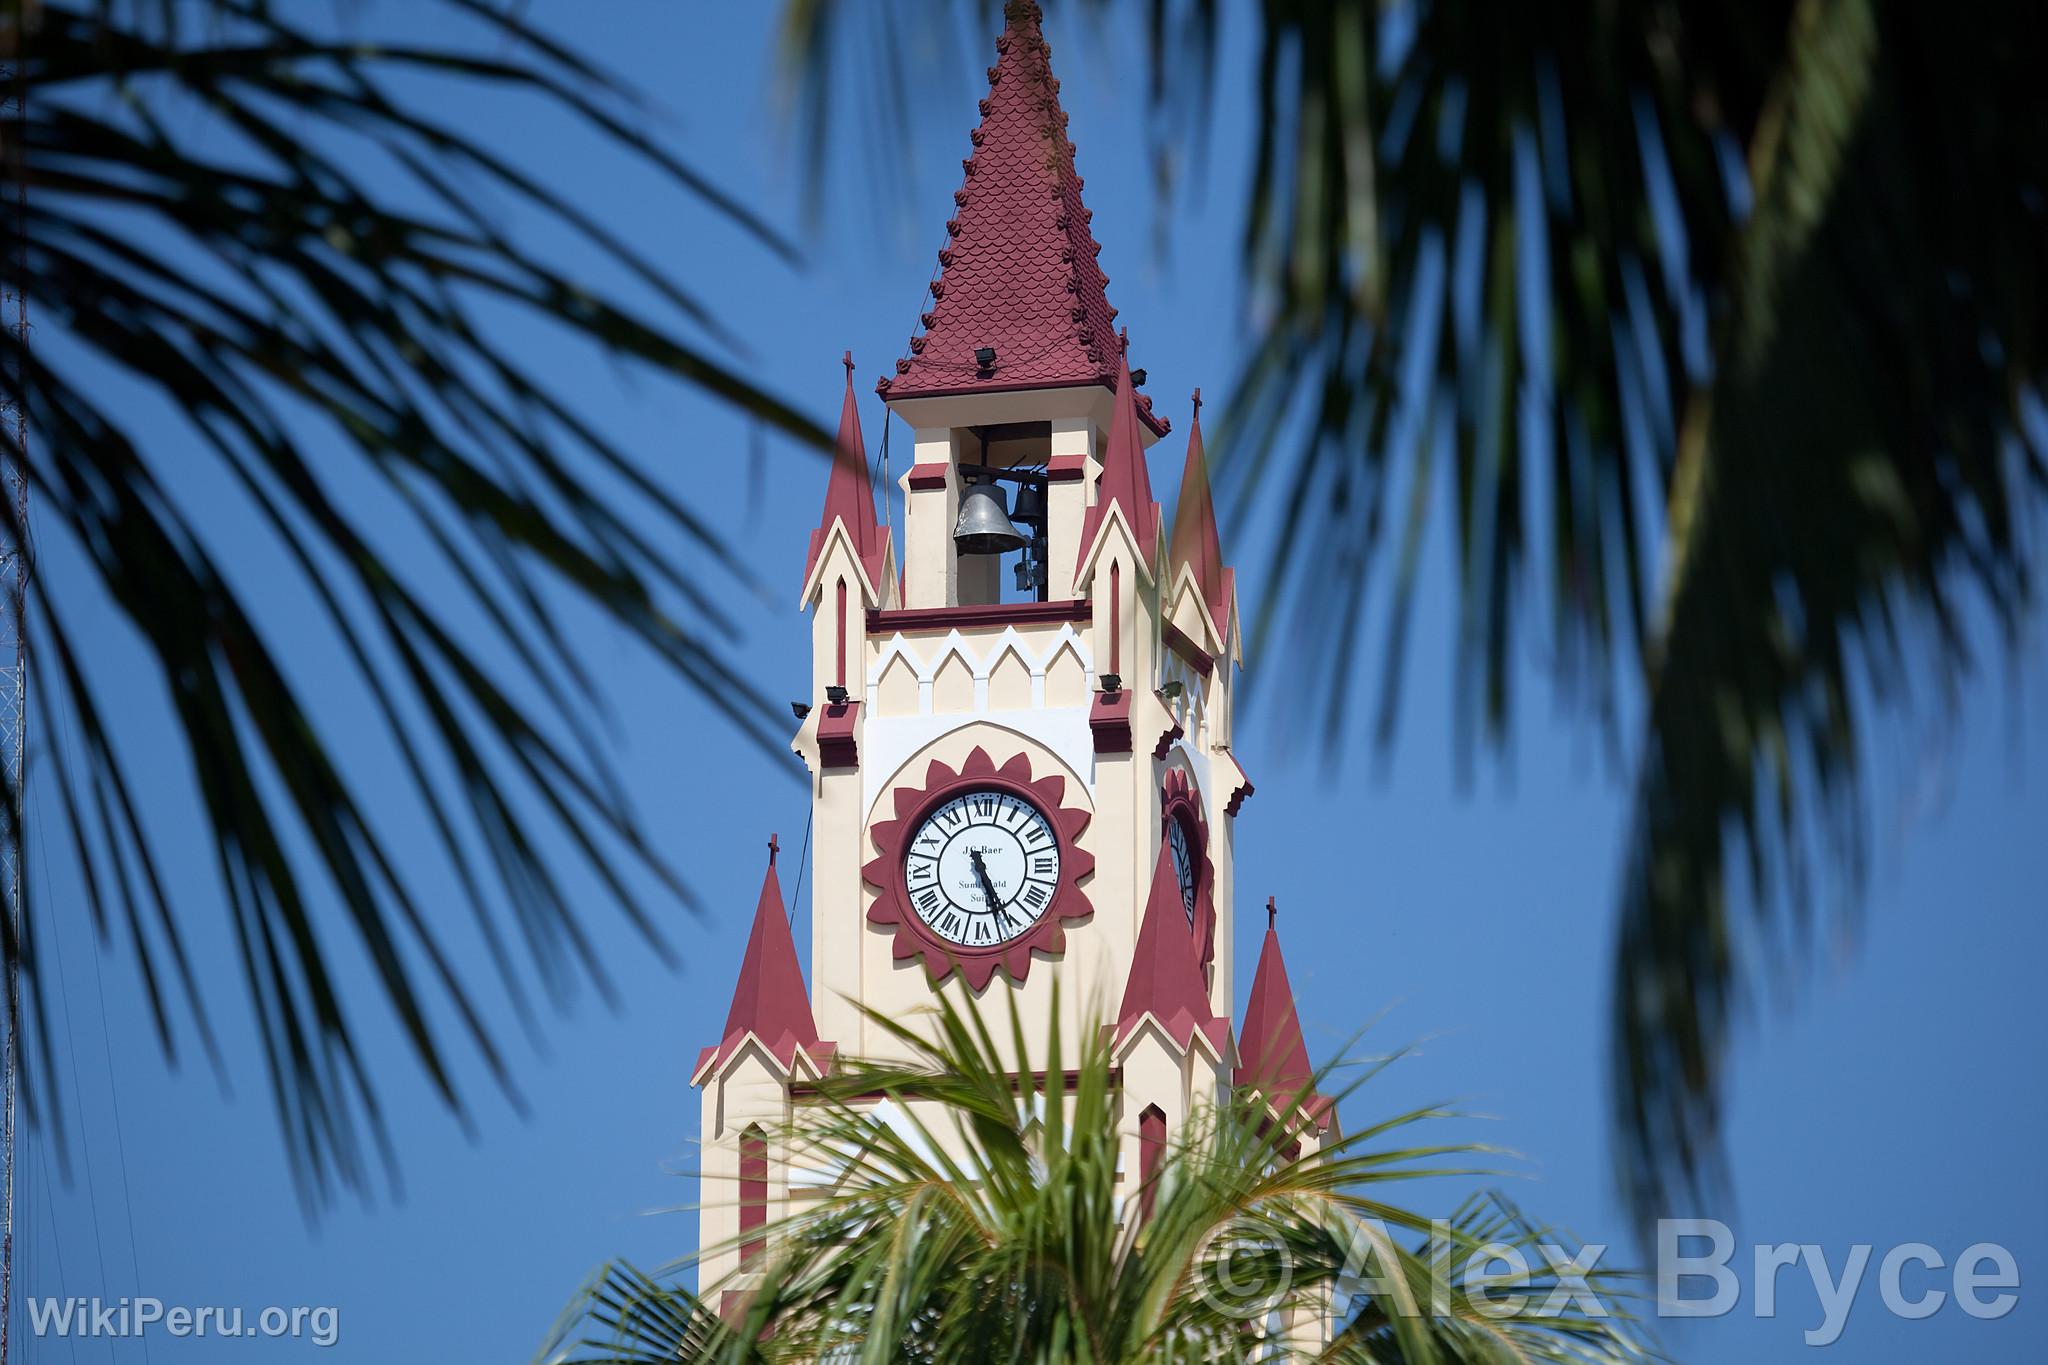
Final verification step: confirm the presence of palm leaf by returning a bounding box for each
[2,0,832,1205]
[777,0,2048,1225]
[542,988,1651,1363]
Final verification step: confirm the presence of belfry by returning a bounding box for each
[692,0,1331,1338]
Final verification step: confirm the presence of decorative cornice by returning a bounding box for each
[1089,688,1132,754]
[1162,620,1214,678]
[867,599,1091,633]
[818,700,859,770]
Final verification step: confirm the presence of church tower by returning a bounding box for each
[692,0,1332,1318]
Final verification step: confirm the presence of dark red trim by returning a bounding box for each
[867,599,1090,633]
[1046,454,1089,482]
[862,747,1095,991]
[1162,620,1215,678]
[835,577,848,689]
[1226,773,1254,817]
[791,1066,1108,1102]
[880,375,1172,437]
[1151,711,1184,761]
[907,462,950,490]
[1109,561,1121,675]
[739,1126,767,1266]
[1090,689,1132,754]
[818,700,859,770]
[1138,1105,1166,1224]
[1160,769,1218,978]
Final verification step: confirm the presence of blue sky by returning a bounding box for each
[15,3,2045,1361]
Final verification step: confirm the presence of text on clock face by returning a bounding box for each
[903,790,1062,947]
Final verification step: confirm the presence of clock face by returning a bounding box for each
[1167,816,1198,925]
[903,789,1062,948]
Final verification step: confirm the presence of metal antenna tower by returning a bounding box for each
[0,38,28,1365]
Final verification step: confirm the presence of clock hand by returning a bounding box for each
[967,849,1008,919]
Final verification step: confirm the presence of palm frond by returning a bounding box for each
[3,0,832,1206]
[546,988,1650,1363]
[776,0,2048,1226]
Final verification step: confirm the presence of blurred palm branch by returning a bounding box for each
[540,989,1651,1363]
[2,0,831,1204]
[779,0,2048,1224]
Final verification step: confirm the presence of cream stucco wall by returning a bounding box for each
[699,370,1320,1341]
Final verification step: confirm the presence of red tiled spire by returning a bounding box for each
[1238,898,1330,1126]
[1075,335,1161,576]
[878,1,1166,437]
[1168,388,1234,638]
[1116,838,1228,1053]
[694,836,832,1080]
[803,352,887,595]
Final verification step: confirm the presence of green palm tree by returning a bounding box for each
[780,0,2048,1222]
[3,0,832,1201]
[541,990,1650,1364]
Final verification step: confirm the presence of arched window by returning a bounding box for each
[835,576,848,688]
[1138,1104,1167,1224]
[739,1126,768,1267]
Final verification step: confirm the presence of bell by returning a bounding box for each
[953,479,1029,555]
[1010,481,1048,528]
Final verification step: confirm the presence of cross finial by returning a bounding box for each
[1266,895,1277,929]
[842,349,854,376]
[768,832,780,866]
[1191,386,1202,416]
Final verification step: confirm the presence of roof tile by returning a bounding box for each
[877,1,1166,436]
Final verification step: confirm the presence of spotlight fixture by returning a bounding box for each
[974,345,997,370]
[1160,680,1184,700]
[1099,673,1123,694]
[1129,367,1147,386]
[790,701,812,720]
[825,684,850,705]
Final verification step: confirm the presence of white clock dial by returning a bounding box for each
[902,789,1061,948]
[1167,817,1197,924]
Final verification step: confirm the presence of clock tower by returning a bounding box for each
[690,1,1332,1331]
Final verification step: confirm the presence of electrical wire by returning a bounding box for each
[787,809,813,928]
[36,1140,75,1364]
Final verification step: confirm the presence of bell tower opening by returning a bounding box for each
[951,421,1053,605]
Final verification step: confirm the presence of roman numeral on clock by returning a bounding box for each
[900,787,1061,948]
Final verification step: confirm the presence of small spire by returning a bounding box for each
[802,353,889,596]
[694,849,830,1081]
[1074,336,1160,575]
[1237,899,1328,1128]
[1116,838,1228,1053]
[1168,384,1234,639]
[874,1,1167,435]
